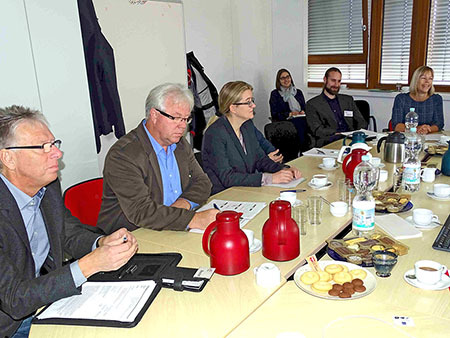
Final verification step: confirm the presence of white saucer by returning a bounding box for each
[307,181,333,190]
[403,269,450,290]
[405,216,440,230]
[275,197,303,206]
[318,163,339,171]
[373,163,385,169]
[249,239,262,254]
[427,191,450,201]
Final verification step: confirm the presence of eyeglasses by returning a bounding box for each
[232,98,255,107]
[5,140,62,153]
[155,108,192,124]
[280,75,291,81]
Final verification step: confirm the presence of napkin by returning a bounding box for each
[375,214,422,240]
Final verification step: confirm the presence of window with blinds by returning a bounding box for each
[380,0,413,84]
[308,64,366,83]
[427,0,450,85]
[308,0,363,55]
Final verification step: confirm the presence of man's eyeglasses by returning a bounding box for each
[232,98,255,107]
[5,140,62,153]
[155,108,192,124]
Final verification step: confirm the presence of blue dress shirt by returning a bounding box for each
[142,120,197,209]
[0,174,86,287]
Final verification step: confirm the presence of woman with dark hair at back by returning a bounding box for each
[269,69,308,151]
[202,81,301,194]
[391,66,444,134]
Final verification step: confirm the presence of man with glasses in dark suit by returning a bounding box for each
[98,83,217,235]
[0,105,138,337]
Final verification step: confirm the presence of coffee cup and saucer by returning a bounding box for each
[243,229,262,254]
[277,191,303,207]
[404,260,450,290]
[308,174,333,190]
[318,157,339,171]
[426,184,450,201]
[405,208,441,229]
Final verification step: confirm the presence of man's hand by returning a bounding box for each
[272,167,302,184]
[268,149,283,163]
[171,198,191,210]
[79,228,138,278]
[188,209,219,230]
[417,124,432,135]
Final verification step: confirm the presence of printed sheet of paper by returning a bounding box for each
[36,281,157,323]
[266,177,306,188]
[302,148,340,158]
[340,129,382,138]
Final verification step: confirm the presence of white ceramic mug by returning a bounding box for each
[413,208,439,226]
[379,169,388,182]
[433,184,450,198]
[370,157,381,167]
[414,260,447,284]
[311,174,327,187]
[254,263,281,287]
[279,191,297,205]
[420,168,436,183]
[322,157,336,168]
[242,229,254,248]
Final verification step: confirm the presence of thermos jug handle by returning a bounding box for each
[376,136,387,153]
[202,221,217,256]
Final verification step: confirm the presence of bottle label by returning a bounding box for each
[402,165,420,184]
[352,203,375,231]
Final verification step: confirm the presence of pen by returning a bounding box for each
[316,149,326,155]
[280,189,306,193]
[123,236,128,243]
[118,264,137,279]
[213,203,220,211]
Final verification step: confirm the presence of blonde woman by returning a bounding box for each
[202,81,301,194]
[392,66,444,134]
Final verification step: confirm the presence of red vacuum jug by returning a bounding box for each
[202,211,250,275]
[342,148,370,183]
[262,200,300,261]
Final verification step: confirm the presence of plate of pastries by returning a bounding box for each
[294,261,376,300]
[372,191,412,213]
[425,144,448,155]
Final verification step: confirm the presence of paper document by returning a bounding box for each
[266,177,306,188]
[424,134,443,141]
[191,200,266,233]
[340,129,381,138]
[303,148,340,158]
[375,214,422,240]
[36,281,157,322]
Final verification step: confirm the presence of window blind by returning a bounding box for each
[380,0,413,84]
[427,0,450,85]
[308,64,366,83]
[308,0,363,55]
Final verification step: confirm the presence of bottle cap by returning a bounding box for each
[410,107,415,112]
[410,127,417,132]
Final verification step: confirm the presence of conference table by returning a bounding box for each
[30,136,450,337]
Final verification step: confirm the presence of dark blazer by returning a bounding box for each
[306,93,367,147]
[97,122,212,234]
[0,179,99,337]
[202,117,284,194]
[269,88,306,121]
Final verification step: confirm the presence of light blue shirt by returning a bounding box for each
[142,120,198,209]
[0,174,86,287]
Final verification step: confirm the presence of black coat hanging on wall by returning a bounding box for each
[77,0,126,153]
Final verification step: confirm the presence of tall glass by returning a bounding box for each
[307,196,323,226]
[338,178,355,206]
[292,204,307,235]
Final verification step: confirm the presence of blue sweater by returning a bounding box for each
[391,93,444,130]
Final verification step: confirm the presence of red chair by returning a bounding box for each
[63,178,103,226]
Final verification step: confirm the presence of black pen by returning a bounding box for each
[280,189,306,193]
[213,203,220,211]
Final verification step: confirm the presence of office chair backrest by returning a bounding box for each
[63,178,103,226]
[264,121,300,162]
[355,100,377,132]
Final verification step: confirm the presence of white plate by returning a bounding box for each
[293,261,376,300]
[405,216,440,230]
[275,197,303,206]
[249,238,262,254]
[426,191,450,201]
[403,269,450,290]
[318,163,339,171]
[307,181,333,190]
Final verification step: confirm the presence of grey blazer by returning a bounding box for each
[97,122,211,234]
[202,117,284,194]
[0,179,99,337]
[306,93,367,147]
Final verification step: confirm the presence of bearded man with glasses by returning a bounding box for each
[98,83,216,234]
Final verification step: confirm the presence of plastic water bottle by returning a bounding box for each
[352,155,377,236]
[405,108,418,132]
[402,127,422,192]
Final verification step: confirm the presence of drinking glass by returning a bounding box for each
[372,250,398,277]
[292,204,307,235]
[307,196,323,226]
[338,178,355,207]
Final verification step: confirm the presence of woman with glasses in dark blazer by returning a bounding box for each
[269,68,308,151]
[202,81,301,194]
